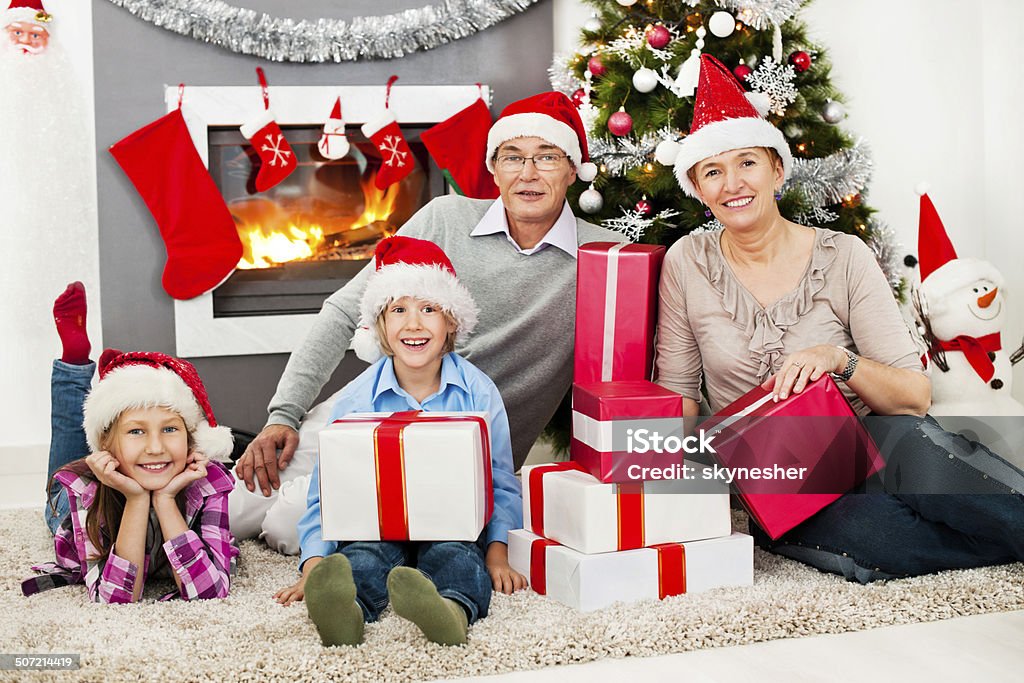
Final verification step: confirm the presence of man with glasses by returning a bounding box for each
[231,92,626,546]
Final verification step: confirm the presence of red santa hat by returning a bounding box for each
[916,184,1002,301]
[82,349,234,461]
[485,92,598,182]
[658,54,793,199]
[4,0,52,27]
[352,236,479,364]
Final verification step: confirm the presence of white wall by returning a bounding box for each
[555,0,1023,401]
[0,0,100,451]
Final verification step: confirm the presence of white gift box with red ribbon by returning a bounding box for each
[521,462,730,555]
[508,528,753,612]
[318,411,493,542]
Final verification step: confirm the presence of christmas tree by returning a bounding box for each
[550,0,901,288]
[543,0,903,451]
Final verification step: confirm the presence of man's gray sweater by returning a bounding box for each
[267,194,626,468]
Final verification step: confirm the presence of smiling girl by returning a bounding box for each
[23,284,238,603]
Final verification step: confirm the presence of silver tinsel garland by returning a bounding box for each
[549,53,582,95]
[105,0,539,62]
[787,141,874,208]
[866,219,905,293]
[684,0,802,31]
[588,129,674,177]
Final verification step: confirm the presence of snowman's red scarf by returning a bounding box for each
[930,333,1001,382]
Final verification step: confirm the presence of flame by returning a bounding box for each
[233,169,401,269]
[350,173,400,232]
[237,223,325,270]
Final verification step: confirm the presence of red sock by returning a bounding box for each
[54,282,91,365]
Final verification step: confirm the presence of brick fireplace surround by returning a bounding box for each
[94,0,554,431]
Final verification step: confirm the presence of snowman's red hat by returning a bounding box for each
[919,258,1003,305]
[916,185,1003,302]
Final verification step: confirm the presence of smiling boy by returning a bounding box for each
[275,236,524,647]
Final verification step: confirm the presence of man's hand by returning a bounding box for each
[486,542,527,595]
[235,424,299,496]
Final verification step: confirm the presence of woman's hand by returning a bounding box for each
[155,452,209,501]
[85,450,148,499]
[765,345,846,401]
[486,542,527,595]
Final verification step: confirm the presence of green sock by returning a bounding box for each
[387,566,469,646]
[305,554,364,646]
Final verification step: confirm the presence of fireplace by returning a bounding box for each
[167,84,487,357]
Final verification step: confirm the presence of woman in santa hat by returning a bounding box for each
[655,54,1024,582]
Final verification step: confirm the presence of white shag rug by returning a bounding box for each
[2,507,1022,682]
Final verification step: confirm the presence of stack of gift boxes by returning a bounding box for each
[508,243,754,612]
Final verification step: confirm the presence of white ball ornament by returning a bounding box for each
[579,187,604,214]
[822,100,846,124]
[655,139,681,166]
[632,68,659,93]
[615,0,638,6]
[583,15,601,32]
[708,11,736,38]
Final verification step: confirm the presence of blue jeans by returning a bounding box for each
[45,360,95,535]
[336,539,491,624]
[752,415,1024,583]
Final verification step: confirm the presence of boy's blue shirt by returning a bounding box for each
[297,352,523,568]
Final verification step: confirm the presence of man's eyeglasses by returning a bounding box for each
[495,153,568,173]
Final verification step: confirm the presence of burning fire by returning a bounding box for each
[233,170,402,269]
[238,223,325,270]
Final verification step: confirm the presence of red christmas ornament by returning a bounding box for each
[646,24,671,49]
[571,88,587,108]
[789,51,812,73]
[733,63,753,82]
[587,55,606,77]
[608,109,633,137]
[635,198,652,215]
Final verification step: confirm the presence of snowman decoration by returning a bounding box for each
[912,187,1024,417]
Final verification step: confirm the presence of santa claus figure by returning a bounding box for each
[913,187,1024,418]
[1,0,99,444]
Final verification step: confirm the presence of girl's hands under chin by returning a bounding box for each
[85,450,147,499]
[155,452,209,500]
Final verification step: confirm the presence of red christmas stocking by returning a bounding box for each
[422,96,498,200]
[360,76,414,191]
[240,67,297,193]
[110,108,242,300]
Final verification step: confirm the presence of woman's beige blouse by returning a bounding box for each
[655,227,926,415]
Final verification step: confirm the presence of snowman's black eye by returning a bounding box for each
[973,288,979,293]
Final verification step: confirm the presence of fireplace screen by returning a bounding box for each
[208,125,441,317]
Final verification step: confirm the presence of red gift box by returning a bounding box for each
[571,380,685,482]
[702,376,885,540]
[574,243,666,384]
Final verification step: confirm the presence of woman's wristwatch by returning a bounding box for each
[831,346,858,382]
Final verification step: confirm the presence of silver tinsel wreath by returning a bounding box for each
[105,0,540,62]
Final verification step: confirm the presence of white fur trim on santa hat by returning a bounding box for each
[673,117,793,199]
[360,109,396,139]
[485,113,583,174]
[352,326,384,364]
[357,263,479,360]
[82,364,233,461]
[919,257,1004,303]
[240,109,277,139]
[4,8,49,27]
